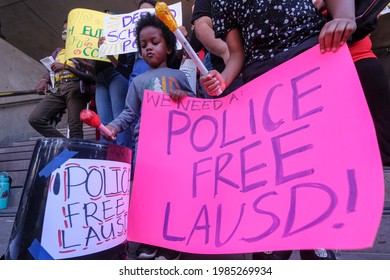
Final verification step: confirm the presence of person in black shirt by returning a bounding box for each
[190,0,243,98]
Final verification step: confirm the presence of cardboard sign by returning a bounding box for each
[127,45,384,254]
[65,8,109,61]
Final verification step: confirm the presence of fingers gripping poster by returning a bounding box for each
[127,45,384,254]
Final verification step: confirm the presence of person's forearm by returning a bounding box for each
[108,55,119,67]
[194,17,229,61]
[221,29,245,88]
[324,0,355,19]
[221,51,244,89]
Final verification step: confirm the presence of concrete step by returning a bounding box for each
[0,216,15,257]
[1,188,22,215]
[0,150,33,161]
[0,144,37,154]
[0,206,18,218]
[10,139,39,147]
[0,158,30,172]
[341,215,390,259]
[27,127,96,144]
[6,170,27,188]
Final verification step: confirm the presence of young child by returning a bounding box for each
[103,13,195,260]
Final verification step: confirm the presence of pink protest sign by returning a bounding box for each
[127,45,384,254]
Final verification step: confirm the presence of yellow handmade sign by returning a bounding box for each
[65,8,109,61]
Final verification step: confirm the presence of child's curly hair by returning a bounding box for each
[135,12,177,66]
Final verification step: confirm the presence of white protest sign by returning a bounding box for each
[41,158,131,259]
[99,2,182,56]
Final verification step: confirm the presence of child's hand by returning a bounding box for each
[199,70,225,96]
[50,62,66,72]
[102,125,118,141]
[169,90,188,103]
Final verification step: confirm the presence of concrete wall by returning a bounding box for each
[0,38,47,147]
[0,38,46,92]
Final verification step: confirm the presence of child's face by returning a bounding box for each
[139,26,171,69]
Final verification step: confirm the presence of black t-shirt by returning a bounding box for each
[191,0,211,25]
[212,0,326,66]
[94,53,135,79]
[191,0,225,73]
[189,31,203,53]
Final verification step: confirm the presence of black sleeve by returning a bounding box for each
[189,31,204,53]
[191,0,211,24]
[115,53,136,79]
[169,55,182,70]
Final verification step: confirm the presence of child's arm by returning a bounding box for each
[106,81,140,140]
[169,90,189,103]
[200,28,245,96]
